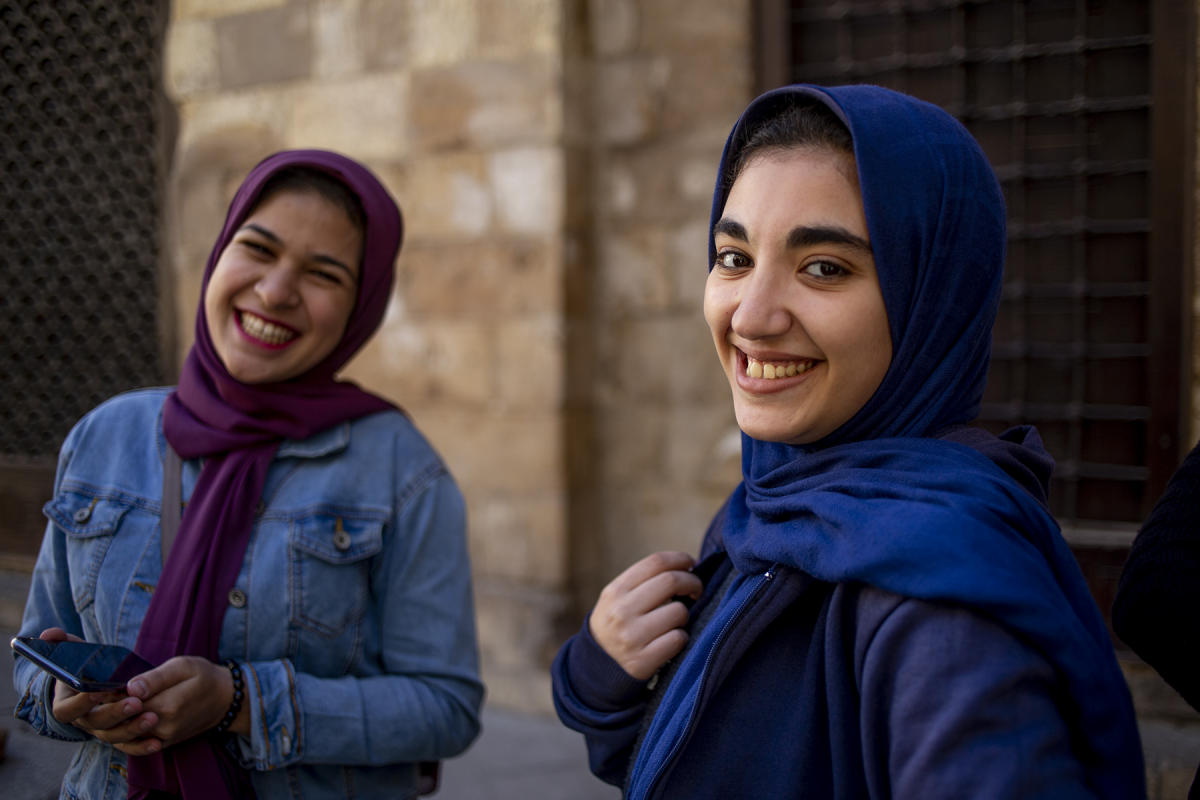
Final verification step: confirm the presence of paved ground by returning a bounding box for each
[0,677,618,799]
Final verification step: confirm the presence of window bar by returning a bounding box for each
[1066,0,1088,525]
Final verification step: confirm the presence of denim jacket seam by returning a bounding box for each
[246,661,270,767]
[114,529,163,640]
[284,658,301,760]
[76,529,112,616]
[275,422,351,459]
[393,461,448,515]
[284,504,391,523]
[52,481,159,516]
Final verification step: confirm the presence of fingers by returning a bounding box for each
[132,657,230,745]
[598,554,702,620]
[608,551,696,595]
[594,594,691,653]
[51,677,121,722]
[591,603,692,681]
[52,685,160,746]
[125,656,194,701]
[83,708,161,745]
[77,695,147,732]
[113,736,164,757]
[624,569,704,615]
[638,627,690,672]
[50,685,92,723]
[38,627,84,643]
[590,551,706,682]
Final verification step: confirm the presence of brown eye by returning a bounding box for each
[802,260,848,280]
[715,251,751,270]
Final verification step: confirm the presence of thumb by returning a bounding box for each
[125,656,191,700]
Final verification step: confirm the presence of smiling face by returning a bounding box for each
[203,188,363,384]
[705,147,892,445]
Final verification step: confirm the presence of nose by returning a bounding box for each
[729,259,793,340]
[254,264,300,309]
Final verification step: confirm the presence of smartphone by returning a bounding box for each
[11,636,155,693]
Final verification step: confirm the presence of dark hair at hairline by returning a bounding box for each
[720,97,855,199]
[253,166,367,241]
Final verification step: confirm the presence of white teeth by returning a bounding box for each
[240,311,296,345]
[746,356,813,380]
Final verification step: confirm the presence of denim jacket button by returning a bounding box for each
[333,529,352,551]
[228,588,248,608]
[73,507,92,523]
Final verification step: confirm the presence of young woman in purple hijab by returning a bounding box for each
[14,150,483,799]
[552,86,1144,798]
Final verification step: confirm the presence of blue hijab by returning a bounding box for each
[712,85,1142,796]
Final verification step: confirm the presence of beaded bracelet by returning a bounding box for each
[214,659,244,734]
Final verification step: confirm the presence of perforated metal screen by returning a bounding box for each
[0,1,169,461]
[774,0,1188,534]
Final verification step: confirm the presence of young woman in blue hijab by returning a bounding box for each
[551,85,1145,799]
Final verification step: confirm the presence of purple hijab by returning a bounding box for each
[128,150,403,799]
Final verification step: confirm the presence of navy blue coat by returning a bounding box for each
[553,507,1099,800]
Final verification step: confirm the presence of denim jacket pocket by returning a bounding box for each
[289,509,386,638]
[44,490,132,614]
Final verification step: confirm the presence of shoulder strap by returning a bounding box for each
[161,444,182,564]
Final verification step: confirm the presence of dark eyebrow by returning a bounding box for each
[712,218,748,242]
[787,225,872,254]
[238,223,358,281]
[713,217,871,255]
[240,223,281,244]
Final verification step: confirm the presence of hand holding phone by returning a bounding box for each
[14,631,165,754]
[11,636,155,693]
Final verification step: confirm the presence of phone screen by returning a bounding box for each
[11,637,155,692]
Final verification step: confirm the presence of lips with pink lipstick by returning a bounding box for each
[236,309,298,349]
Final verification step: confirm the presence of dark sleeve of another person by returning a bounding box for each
[1113,438,1200,712]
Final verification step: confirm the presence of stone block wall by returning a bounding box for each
[163,0,753,712]
[566,0,750,613]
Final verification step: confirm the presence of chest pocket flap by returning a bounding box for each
[45,491,131,538]
[291,510,386,564]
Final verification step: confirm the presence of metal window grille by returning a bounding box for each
[758,0,1193,545]
[0,1,170,560]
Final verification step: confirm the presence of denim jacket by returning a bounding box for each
[14,388,483,800]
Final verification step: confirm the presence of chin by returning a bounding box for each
[735,414,824,446]
[738,420,797,444]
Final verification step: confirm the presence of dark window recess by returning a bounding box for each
[0,1,171,564]
[757,1,1194,558]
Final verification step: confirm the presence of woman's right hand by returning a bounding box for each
[589,551,703,681]
[40,628,163,755]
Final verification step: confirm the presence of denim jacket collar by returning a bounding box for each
[154,398,351,463]
[276,423,350,459]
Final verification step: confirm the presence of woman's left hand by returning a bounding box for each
[122,657,247,749]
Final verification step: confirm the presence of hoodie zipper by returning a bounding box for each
[633,567,777,800]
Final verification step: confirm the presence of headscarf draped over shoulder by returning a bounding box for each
[711,85,1143,798]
